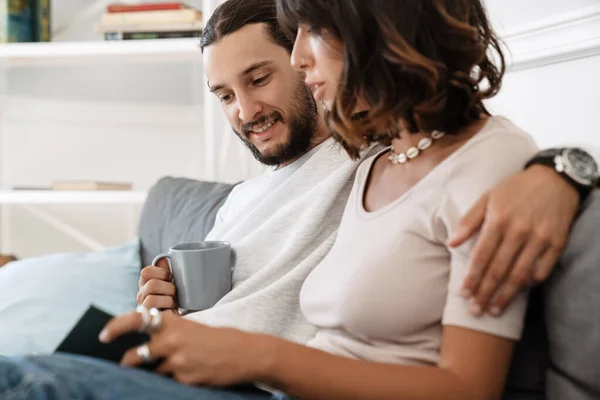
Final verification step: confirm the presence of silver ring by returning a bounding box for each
[147,308,162,334]
[136,305,151,333]
[136,343,154,364]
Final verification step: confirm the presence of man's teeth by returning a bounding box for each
[252,120,275,134]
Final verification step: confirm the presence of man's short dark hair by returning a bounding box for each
[200,0,293,53]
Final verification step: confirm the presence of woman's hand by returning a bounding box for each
[99,310,276,387]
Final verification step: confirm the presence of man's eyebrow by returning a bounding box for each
[208,61,274,93]
[208,82,224,94]
[240,61,273,77]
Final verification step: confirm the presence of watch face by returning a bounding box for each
[566,148,599,181]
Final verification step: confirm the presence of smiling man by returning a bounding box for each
[206,45,323,167]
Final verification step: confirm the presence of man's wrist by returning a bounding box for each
[525,147,598,205]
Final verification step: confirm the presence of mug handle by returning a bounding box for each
[151,253,173,275]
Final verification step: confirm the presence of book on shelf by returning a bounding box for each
[0,0,33,43]
[11,185,52,191]
[96,20,203,34]
[0,0,50,43]
[100,8,201,26]
[104,30,201,41]
[51,181,133,191]
[32,0,51,42]
[97,2,202,41]
[12,181,134,191]
[107,2,189,13]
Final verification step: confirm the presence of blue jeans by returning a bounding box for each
[0,353,291,400]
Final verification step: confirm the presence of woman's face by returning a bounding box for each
[290,24,344,110]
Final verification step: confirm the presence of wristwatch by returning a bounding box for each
[525,147,600,204]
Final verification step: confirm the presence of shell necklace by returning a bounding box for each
[388,130,446,164]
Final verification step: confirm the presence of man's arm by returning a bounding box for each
[449,146,599,316]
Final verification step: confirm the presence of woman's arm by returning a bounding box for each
[104,297,515,399]
[257,326,515,400]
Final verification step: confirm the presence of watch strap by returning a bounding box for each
[525,148,593,204]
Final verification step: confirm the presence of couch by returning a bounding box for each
[138,176,600,400]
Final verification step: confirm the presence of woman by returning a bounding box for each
[1,1,537,399]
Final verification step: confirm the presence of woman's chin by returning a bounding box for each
[321,99,334,111]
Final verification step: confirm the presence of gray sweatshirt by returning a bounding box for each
[185,138,373,344]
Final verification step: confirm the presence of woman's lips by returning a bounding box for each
[307,81,325,101]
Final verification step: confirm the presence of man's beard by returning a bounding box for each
[232,80,319,166]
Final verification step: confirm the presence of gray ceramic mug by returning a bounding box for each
[151,241,232,311]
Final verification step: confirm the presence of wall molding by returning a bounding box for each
[501,4,600,72]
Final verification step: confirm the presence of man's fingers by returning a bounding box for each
[487,240,547,315]
[142,295,177,310]
[460,220,502,299]
[155,258,170,271]
[140,266,172,287]
[533,245,563,283]
[448,194,488,247]
[470,234,525,315]
[141,279,176,298]
[138,278,177,309]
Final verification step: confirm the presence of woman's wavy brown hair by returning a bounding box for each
[277,0,506,159]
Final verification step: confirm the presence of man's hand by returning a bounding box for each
[137,258,178,310]
[448,165,579,316]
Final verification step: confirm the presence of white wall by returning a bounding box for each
[487,56,600,150]
[483,0,600,151]
[485,0,599,29]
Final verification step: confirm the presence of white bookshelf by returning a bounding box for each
[0,0,231,256]
[0,38,203,67]
[0,190,147,204]
[0,38,197,252]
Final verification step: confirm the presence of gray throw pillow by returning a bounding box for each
[137,177,237,268]
[545,192,600,400]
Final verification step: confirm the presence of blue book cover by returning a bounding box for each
[32,0,50,42]
[0,0,34,43]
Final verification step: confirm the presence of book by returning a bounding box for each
[100,9,201,26]
[96,20,203,34]
[104,30,201,41]
[0,0,33,43]
[12,185,51,190]
[32,0,51,42]
[55,305,158,370]
[51,181,133,191]
[107,2,189,13]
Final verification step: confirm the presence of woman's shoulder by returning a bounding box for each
[468,115,538,152]
[444,116,539,175]
[438,116,539,209]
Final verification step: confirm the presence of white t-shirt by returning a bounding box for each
[185,138,377,344]
[300,117,539,365]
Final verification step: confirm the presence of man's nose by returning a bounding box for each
[237,95,262,123]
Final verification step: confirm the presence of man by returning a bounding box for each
[137,0,590,345]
